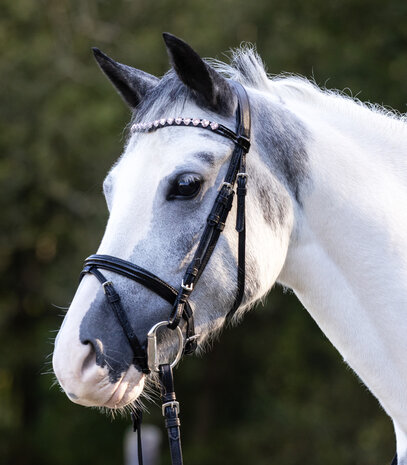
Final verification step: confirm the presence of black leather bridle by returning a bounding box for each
[80,81,251,465]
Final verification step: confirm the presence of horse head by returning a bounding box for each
[52,34,298,409]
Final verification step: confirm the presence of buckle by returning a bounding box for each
[220,181,233,191]
[237,172,248,179]
[102,281,113,294]
[162,400,180,416]
[184,334,199,355]
[181,280,193,292]
[237,173,248,191]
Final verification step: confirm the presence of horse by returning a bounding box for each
[52,33,407,464]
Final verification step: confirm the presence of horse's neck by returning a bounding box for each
[276,94,407,441]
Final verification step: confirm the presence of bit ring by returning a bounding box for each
[146,321,184,372]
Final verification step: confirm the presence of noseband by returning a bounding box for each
[80,81,251,465]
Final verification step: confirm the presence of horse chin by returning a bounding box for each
[60,365,146,409]
[104,366,146,409]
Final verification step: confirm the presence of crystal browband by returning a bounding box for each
[131,117,251,152]
[131,117,219,132]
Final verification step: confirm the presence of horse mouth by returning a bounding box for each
[104,366,146,409]
[57,363,146,409]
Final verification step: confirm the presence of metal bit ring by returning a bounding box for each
[146,321,184,373]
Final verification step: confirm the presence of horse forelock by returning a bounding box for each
[131,70,192,124]
[129,46,270,128]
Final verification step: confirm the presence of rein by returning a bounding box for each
[80,81,251,465]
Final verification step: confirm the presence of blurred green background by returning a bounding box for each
[1,0,406,464]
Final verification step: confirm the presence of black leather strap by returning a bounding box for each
[84,266,150,373]
[83,254,178,304]
[170,81,251,329]
[131,409,144,465]
[227,81,251,318]
[390,454,397,465]
[159,364,183,465]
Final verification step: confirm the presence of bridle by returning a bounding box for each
[80,81,251,465]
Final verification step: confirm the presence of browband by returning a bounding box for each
[130,117,250,152]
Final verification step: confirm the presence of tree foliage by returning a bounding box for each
[1,0,406,463]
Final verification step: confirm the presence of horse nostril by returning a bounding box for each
[80,339,101,375]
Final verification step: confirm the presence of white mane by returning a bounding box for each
[213,46,407,129]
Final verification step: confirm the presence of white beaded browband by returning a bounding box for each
[130,117,250,151]
[131,117,219,133]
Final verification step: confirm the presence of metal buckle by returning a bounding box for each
[181,280,193,292]
[102,281,112,294]
[147,321,184,373]
[162,400,180,416]
[220,181,233,191]
[237,172,248,179]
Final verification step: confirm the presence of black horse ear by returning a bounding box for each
[162,33,235,115]
[92,48,159,109]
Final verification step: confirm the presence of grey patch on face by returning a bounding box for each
[250,94,310,206]
[129,162,222,272]
[67,392,78,400]
[79,290,135,383]
[195,151,216,166]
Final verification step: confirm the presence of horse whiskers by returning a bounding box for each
[51,303,70,312]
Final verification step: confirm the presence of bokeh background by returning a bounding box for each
[1,0,407,464]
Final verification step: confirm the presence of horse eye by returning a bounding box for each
[167,174,202,200]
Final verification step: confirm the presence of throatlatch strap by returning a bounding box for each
[227,81,251,319]
[390,454,397,465]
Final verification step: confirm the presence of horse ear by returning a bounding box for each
[92,48,159,109]
[162,33,235,115]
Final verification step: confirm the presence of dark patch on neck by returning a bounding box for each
[253,172,291,228]
[251,95,310,205]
